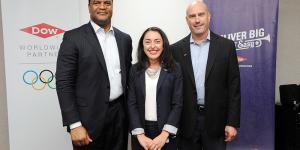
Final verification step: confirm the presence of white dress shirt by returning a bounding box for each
[90,21,123,101]
[145,69,160,121]
[190,30,210,104]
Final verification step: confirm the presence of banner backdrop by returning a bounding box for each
[1,0,194,149]
[1,0,82,149]
[205,0,278,149]
[1,0,278,149]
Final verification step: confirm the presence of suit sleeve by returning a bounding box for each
[56,32,80,127]
[227,41,241,128]
[127,67,143,131]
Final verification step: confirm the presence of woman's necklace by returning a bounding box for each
[146,67,161,79]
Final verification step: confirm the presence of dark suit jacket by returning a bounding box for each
[56,22,132,140]
[171,32,241,138]
[127,63,183,133]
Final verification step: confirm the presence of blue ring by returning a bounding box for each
[23,70,38,85]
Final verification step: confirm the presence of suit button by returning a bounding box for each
[107,85,110,89]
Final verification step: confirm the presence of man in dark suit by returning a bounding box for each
[56,0,132,149]
[171,1,241,150]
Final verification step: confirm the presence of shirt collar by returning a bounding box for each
[190,30,211,44]
[90,20,114,34]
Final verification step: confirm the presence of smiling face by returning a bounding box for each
[88,0,113,29]
[186,1,211,38]
[143,31,164,63]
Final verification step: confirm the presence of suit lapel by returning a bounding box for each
[114,28,126,87]
[83,23,108,75]
[205,32,218,82]
[182,35,196,88]
[156,68,167,95]
[137,70,146,100]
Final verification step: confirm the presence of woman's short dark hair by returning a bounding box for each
[137,27,174,71]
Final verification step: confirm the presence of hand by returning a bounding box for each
[136,134,153,150]
[70,126,93,146]
[151,130,169,150]
[224,126,237,142]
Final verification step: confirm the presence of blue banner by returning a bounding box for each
[205,0,279,149]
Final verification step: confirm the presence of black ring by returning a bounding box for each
[39,69,54,84]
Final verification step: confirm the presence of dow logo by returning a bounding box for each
[21,23,65,38]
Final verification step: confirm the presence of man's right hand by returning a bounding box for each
[70,126,93,146]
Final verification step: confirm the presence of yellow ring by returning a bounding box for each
[31,77,46,91]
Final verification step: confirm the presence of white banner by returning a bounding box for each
[111,0,191,62]
[79,0,192,62]
[1,0,82,149]
[2,0,193,149]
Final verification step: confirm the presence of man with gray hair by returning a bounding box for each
[171,0,241,149]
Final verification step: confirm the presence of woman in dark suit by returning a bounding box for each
[127,27,183,150]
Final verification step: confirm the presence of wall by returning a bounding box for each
[276,0,300,103]
[0,1,9,149]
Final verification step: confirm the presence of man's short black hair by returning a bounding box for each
[89,0,113,5]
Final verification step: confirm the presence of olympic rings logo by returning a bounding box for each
[22,70,56,91]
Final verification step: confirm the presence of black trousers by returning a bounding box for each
[73,98,127,150]
[131,121,178,150]
[179,111,226,150]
